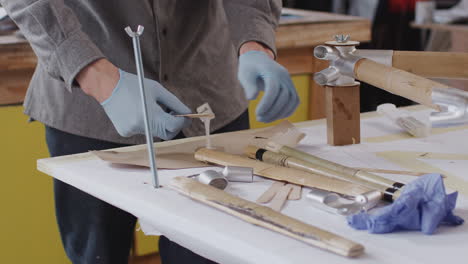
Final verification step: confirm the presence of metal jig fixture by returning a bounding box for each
[306,188,381,216]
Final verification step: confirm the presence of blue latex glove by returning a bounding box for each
[238,51,299,123]
[102,69,191,140]
[347,174,464,234]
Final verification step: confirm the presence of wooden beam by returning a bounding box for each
[276,20,371,49]
[393,51,468,80]
[170,176,365,257]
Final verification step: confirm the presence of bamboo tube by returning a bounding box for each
[353,167,430,177]
[266,142,405,193]
[392,51,468,80]
[246,146,402,202]
[194,148,371,196]
[170,176,365,257]
[354,58,445,110]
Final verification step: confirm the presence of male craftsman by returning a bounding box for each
[0,1,299,263]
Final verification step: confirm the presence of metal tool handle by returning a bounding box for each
[125,25,159,188]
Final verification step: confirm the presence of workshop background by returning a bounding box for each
[1,0,466,263]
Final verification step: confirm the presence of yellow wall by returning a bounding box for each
[1,105,68,263]
[249,75,310,129]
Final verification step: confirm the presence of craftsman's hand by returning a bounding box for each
[347,174,464,235]
[77,59,191,140]
[238,42,299,123]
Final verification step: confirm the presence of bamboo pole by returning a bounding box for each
[353,167,430,177]
[194,148,371,196]
[170,176,365,257]
[354,58,445,110]
[246,146,402,202]
[266,142,405,194]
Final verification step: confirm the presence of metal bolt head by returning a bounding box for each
[125,25,145,37]
[334,34,350,43]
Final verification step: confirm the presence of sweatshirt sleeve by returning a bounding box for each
[223,0,282,57]
[0,0,105,91]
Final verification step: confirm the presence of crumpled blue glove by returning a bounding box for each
[347,174,464,234]
[102,69,191,140]
[238,51,299,123]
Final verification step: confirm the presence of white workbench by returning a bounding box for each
[38,107,468,264]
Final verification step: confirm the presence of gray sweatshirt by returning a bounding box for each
[1,0,281,144]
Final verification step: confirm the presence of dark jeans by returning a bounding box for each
[46,111,249,264]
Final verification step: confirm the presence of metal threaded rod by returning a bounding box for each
[125,25,159,188]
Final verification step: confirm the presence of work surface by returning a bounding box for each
[38,106,468,264]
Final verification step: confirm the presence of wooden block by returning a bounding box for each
[256,181,285,204]
[325,84,361,146]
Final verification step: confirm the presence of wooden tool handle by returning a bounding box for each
[194,148,371,196]
[355,58,445,110]
[393,51,468,80]
[170,176,365,257]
